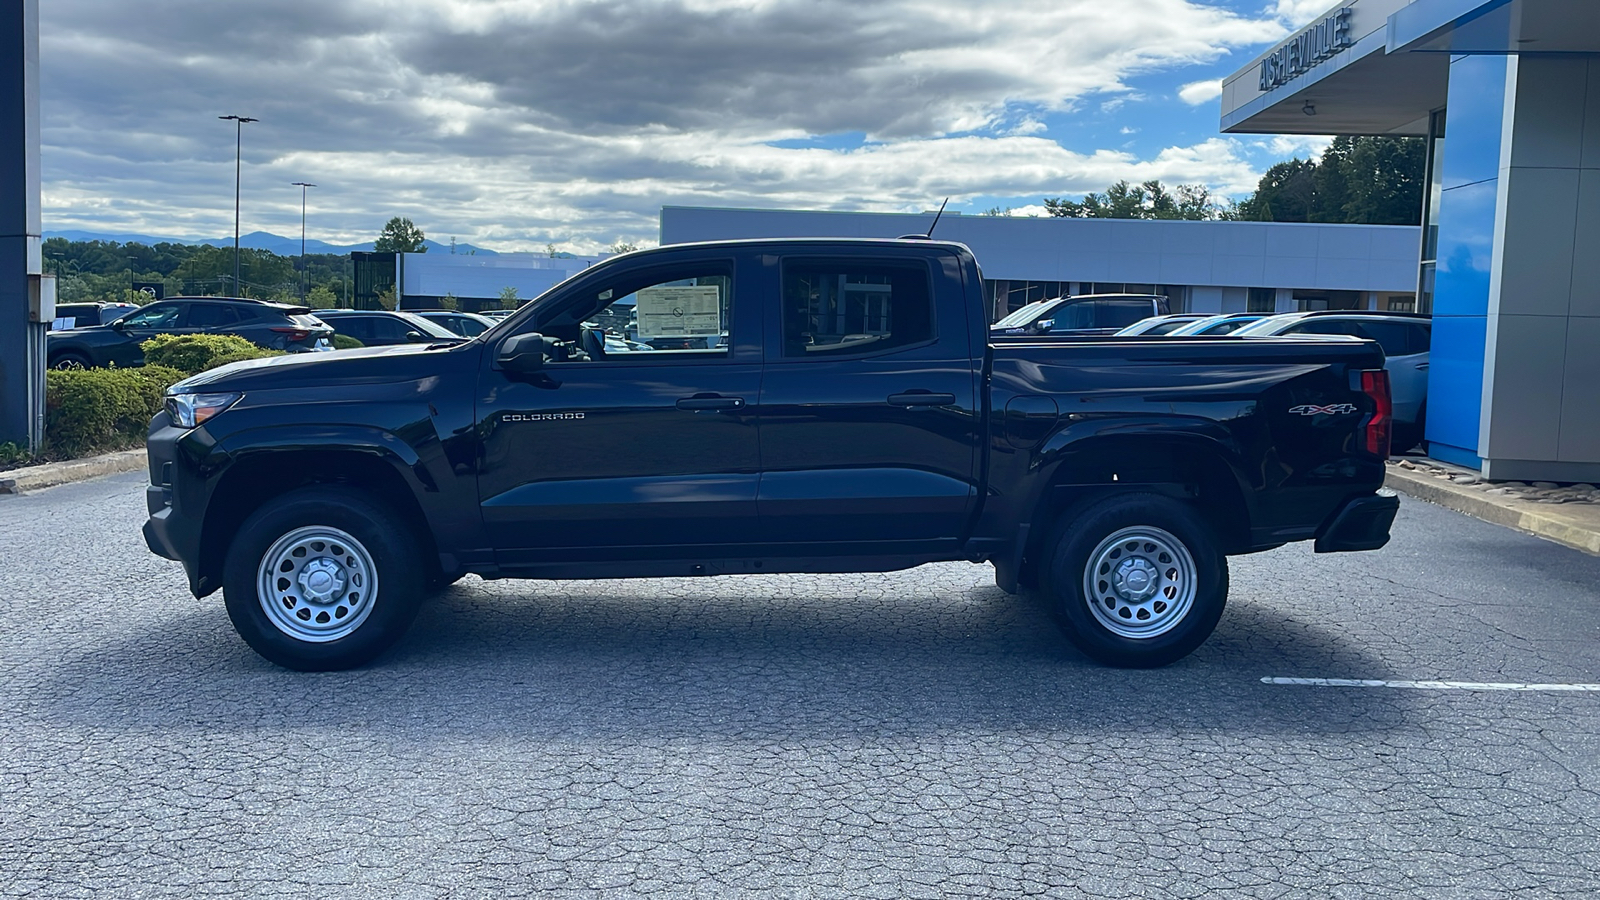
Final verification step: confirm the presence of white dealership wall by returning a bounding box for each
[658,206,1419,315]
[396,252,605,307]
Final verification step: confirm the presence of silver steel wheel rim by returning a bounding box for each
[1083,525,1197,640]
[256,525,378,643]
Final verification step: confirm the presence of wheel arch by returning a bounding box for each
[1018,430,1254,586]
[197,445,440,597]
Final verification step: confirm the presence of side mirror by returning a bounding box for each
[497,333,548,375]
[1034,319,1055,333]
[110,319,127,332]
[405,330,428,343]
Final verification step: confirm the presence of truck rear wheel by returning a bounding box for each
[1042,493,1227,668]
[222,487,426,671]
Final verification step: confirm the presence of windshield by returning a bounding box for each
[1230,317,1288,336]
[993,300,1056,328]
[393,313,462,339]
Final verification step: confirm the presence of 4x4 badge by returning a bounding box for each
[1288,403,1357,416]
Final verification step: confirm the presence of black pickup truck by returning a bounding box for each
[143,238,1398,671]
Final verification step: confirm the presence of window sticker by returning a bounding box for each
[635,285,722,339]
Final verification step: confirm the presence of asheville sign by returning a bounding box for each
[1259,7,1354,91]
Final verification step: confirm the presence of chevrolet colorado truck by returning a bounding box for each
[143,238,1398,671]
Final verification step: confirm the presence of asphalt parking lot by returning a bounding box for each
[3,472,1599,898]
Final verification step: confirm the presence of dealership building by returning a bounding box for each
[659,207,1420,322]
[1223,0,1600,481]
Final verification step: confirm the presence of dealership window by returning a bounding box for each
[1246,288,1277,313]
[1416,107,1446,315]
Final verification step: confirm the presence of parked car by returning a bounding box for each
[1166,313,1270,336]
[1235,311,1431,452]
[313,310,464,347]
[1114,314,1212,336]
[46,297,334,370]
[414,310,497,338]
[53,301,138,329]
[479,309,516,321]
[991,294,1171,336]
[145,237,1397,672]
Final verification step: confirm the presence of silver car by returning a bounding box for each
[1234,311,1432,452]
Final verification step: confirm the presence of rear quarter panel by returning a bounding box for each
[983,335,1388,550]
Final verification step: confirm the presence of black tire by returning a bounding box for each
[427,571,467,592]
[223,486,426,671]
[1042,493,1227,668]
[49,352,90,371]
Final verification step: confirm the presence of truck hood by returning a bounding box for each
[171,342,475,393]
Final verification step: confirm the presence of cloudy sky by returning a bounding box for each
[40,0,1336,253]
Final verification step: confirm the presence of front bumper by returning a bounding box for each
[1314,491,1400,553]
[142,413,213,595]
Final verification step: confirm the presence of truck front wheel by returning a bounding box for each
[222,487,426,671]
[1043,493,1227,668]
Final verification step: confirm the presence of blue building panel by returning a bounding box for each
[1425,314,1488,460]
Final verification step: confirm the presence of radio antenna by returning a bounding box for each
[926,197,950,237]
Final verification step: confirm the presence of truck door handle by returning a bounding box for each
[887,391,956,407]
[676,394,745,410]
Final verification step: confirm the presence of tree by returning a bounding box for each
[498,286,521,309]
[1231,137,1425,225]
[374,217,428,253]
[1044,180,1220,220]
[305,286,338,309]
[609,241,639,254]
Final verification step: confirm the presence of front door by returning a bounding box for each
[477,252,764,565]
[754,252,980,550]
[109,301,188,366]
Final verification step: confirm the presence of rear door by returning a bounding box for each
[754,248,980,551]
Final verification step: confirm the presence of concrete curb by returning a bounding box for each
[1385,465,1600,556]
[0,449,146,494]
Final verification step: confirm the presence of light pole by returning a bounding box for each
[291,182,316,298]
[126,255,137,304]
[218,114,258,295]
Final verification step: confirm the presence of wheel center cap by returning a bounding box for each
[1112,558,1160,603]
[297,558,346,604]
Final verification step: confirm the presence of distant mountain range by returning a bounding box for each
[44,229,499,257]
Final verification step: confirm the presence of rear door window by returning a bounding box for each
[1353,320,1415,357]
[185,303,241,329]
[781,261,933,357]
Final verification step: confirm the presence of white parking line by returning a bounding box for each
[1262,677,1600,692]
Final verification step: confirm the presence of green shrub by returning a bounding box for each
[141,333,282,375]
[330,334,364,351]
[45,366,185,458]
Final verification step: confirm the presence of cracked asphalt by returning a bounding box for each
[3,472,1600,898]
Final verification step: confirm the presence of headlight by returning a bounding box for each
[165,392,242,428]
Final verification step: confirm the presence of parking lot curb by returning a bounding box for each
[1385,464,1600,556]
[0,449,146,494]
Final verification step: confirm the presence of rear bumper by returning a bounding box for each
[1314,492,1399,553]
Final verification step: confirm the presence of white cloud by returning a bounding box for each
[1273,0,1339,27]
[39,0,1292,251]
[1178,79,1223,106]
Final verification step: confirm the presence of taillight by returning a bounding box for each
[1360,369,1392,458]
[271,326,311,341]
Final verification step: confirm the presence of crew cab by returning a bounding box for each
[143,238,1398,672]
